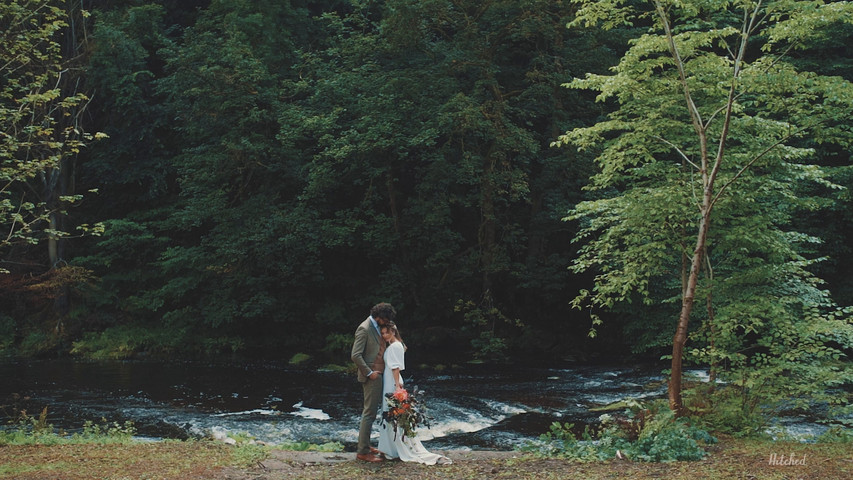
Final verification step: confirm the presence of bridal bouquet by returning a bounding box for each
[381,387,431,440]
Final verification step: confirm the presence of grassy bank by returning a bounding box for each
[1,436,850,480]
[0,441,242,479]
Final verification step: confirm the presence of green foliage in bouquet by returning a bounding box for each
[381,387,431,440]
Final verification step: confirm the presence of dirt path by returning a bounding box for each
[214,449,525,479]
[211,446,853,480]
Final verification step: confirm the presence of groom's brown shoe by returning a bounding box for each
[356,453,384,463]
[369,447,381,454]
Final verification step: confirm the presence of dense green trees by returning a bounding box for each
[55,0,630,360]
[281,0,614,357]
[1,0,851,396]
[1,0,104,352]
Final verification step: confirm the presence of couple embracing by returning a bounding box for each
[350,302,452,465]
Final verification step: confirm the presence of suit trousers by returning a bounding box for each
[357,375,383,454]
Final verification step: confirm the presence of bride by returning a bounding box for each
[377,322,452,465]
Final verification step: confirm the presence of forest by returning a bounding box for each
[2,0,853,415]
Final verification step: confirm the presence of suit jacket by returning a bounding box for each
[351,317,383,383]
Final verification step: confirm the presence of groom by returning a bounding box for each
[351,302,396,462]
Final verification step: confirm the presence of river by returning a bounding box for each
[0,359,830,449]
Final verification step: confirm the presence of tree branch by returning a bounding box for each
[655,136,701,170]
[711,121,817,207]
[703,91,745,130]
[709,1,762,185]
[654,2,704,136]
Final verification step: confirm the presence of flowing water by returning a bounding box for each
[0,359,831,450]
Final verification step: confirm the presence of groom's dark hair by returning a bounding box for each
[370,302,396,321]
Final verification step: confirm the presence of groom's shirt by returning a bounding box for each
[368,316,385,374]
[369,316,381,335]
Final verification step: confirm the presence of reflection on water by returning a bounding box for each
[0,360,832,450]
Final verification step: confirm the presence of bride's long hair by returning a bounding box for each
[384,322,407,351]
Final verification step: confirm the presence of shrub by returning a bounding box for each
[0,408,135,445]
[18,331,60,357]
[70,324,187,358]
[815,426,853,444]
[521,400,716,462]
[626,408,717,462]
[75,418,137,443]
[685,384,769,438]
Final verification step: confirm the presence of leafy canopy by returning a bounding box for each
[561,0,853,414]
[1,0,103,271]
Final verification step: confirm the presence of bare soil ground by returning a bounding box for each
[2,438,850,479]
[214,444,852,480]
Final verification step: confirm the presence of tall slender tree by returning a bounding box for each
[562,0,853,412]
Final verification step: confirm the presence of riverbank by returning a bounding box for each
[1,359,691,450]
[1,437,850,479]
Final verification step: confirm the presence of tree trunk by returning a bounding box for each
[48,213,60,267]
[704,248,718,384]
[479,150,497,294]
[385,167,420,306]
[669,206,711,414]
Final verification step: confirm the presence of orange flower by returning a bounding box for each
[393,388,409,402]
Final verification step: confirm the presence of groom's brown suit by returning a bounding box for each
[351,317,386,456]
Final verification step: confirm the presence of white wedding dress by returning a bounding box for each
[377,341,452,465]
